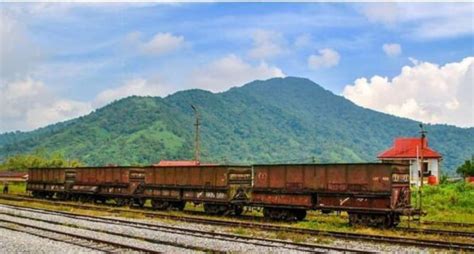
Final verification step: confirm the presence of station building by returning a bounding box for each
[378,137,442,185]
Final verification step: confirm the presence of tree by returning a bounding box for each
[0,149,82,171]
[456,158,474,177]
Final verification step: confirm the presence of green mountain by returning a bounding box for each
[0,77,472,174]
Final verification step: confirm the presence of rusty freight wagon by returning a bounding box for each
[70,166,146,205]
[251,162,412,227]
[27,167,73,199]
[142,165,252,214]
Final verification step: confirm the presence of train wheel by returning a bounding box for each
[391,214,400,227]
[349,213,392,228]
[321,209,333,215]
[233,206,244,216]
[151,199,169,210]
[204,204,228,215]
[78,195,88,203]
[95,197,107,204]
[295,209,307,221]
[115,197,129,206]
[56,193,67,201]
[131,198,145,208]
[170,201,185,211]
[263,208,299,221]
[31,191,41,198]
[263,207,281,220]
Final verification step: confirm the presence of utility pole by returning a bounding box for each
[191,105,200,162]
[418,123,427,212]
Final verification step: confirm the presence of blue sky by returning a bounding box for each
[1,3,473,132]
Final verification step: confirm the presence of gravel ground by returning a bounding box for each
[0,205,321,253]
[98,213,433,253]
[0,204,435,253]
[0,227,99,254]
[114,214,435,253]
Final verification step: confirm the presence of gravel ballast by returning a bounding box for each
[0,205,315,253]
[0,204,434,253]
[0,227,100,254]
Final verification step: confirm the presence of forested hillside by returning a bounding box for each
[0,77,472,174]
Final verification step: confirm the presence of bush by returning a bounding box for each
[0,149,82,171]
[456,159,474,177]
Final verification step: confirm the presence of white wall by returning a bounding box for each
[409,159,440,185]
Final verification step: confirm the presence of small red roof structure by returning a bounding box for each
[0,171,28,182]
[153,160,217,167]
[378,138,442,159]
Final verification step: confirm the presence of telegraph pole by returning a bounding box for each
[191,105,200,162]
[418,123,427,212]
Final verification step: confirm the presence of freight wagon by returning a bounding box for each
[26,162,416,228]
[140,165,252,214]
[251,163,411,227]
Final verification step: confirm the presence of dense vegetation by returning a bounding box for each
[0,77,472,174]
[456,159,474,177]
[0,149,82,171]
[420,182,474,222]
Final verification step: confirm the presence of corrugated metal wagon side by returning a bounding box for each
[251,162,413,226]
[70,166,145,206]
[27,167,70,199]
[142,165,252,214]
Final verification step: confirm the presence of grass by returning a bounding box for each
[415,182,474,223]
[0,182,26,195]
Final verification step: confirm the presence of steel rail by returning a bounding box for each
[1,194,473,251]
[397,227,474,238]
[0,211,219,253]
[0,218,161,253]
[0,224,115,253]
[0,204,367,253]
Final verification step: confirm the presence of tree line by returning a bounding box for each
[0,149,82,171]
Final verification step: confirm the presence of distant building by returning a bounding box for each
[378,138,442,185]
[153,160,217,167]
[0,171,28,182]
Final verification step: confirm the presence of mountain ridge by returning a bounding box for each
[1,77,472,174]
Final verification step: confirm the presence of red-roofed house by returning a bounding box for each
[0,171,28,182]
[153,160,217,167]
[378,138,442,185]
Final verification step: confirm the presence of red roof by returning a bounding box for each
[153,160,217,167]
[378,138,442,159]
[0,171,28,178]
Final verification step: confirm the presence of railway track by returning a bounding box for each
[0,211,218,253]
[420,220,474,228]
[397,227,474,238]
[0,218,161,253]
[1,194,473,251]
[6,193,474,237]
[0,203,366,253]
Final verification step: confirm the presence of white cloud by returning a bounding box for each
[248,29,286,60]
[308,48,340,70]
[382,43,402,57]
[189,54,285,92]
[360,3,400,25]
[0,14,42,81]
[0,78,92,132]
[359,3,474,39]
[342,57,474,127]
[125,32,185,56]
[93,78,173,107]
[141,32,184,56]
